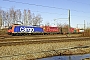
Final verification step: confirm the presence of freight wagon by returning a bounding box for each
[41,26,60,34]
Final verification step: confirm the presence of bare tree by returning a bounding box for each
[63,23,69,28]
[16,9,22,24]
[36,14,43,25]
[7,11,12,26]
[32,14,43,25]
[31,13,35,25]
[23,9,27,25]
[1,10,10,27]
[9,8,15,24]
[27,10,32,25]
[45,22,50,26]
[0,8,43,27]
[6,10,11,26]
[57,23,62,27]
[2,10,6,27]
[5,11,9,26]
[18,9,21,21]
[0,9,2,28]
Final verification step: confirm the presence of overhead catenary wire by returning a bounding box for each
[0,6,90,18]
[67,0,90,6]
[3,0,90,14]
[66,0,90,13]
[1,0,90,18]
[3,0,69,10]
[0,6,67,16]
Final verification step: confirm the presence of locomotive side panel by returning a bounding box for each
[13,26,44,33]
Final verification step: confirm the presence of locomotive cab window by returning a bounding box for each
[8,26,12,30]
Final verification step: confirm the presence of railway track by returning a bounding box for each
[0,34,81,38]
[0,34,89,42]
[0,36,90,46]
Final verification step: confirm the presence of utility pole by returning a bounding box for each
[68,10,70,36]
[77,24,78,28]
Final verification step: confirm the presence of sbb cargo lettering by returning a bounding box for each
[20,27,34,33]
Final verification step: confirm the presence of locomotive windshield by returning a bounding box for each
[8,26,12,30]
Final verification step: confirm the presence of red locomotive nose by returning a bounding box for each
[8,26,13,35]
[8,29,12,33]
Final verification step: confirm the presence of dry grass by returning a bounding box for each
[0,28,8,35]
[82,29,90,37]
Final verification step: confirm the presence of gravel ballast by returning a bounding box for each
[0,40,90,60]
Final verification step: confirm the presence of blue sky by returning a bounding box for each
[0,0,90,28]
